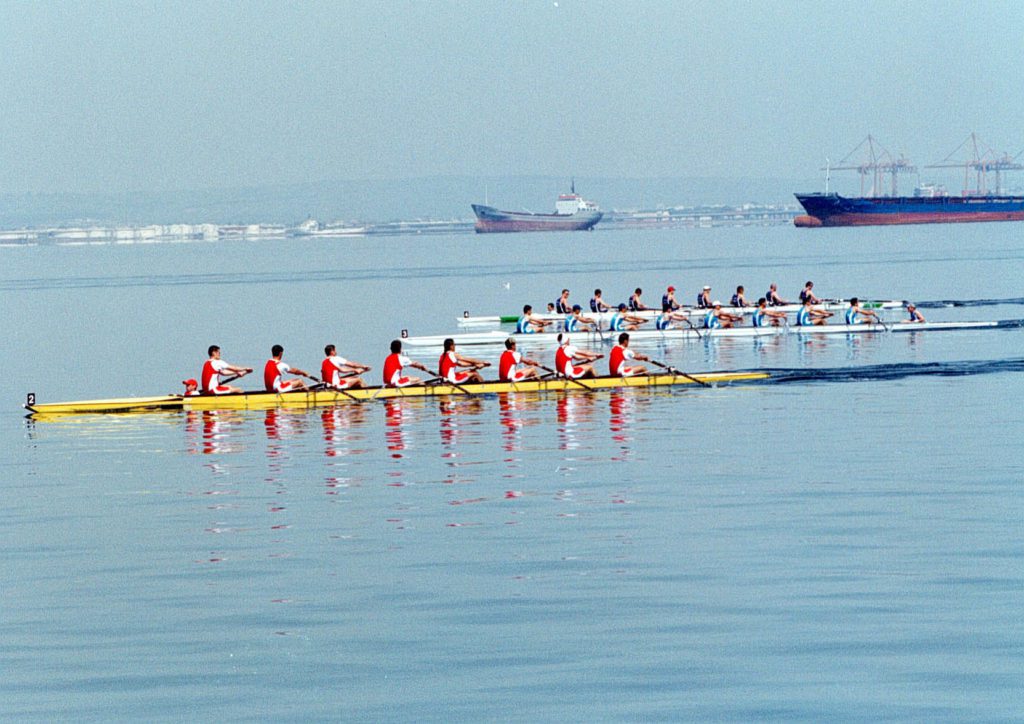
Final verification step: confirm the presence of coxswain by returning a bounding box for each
[499,337,541,382]
[516,304,551,334]
[662,285,681,312]
[799,281,822,305]
[609,303,647,331]
[555,333,601,379]
[201,345,251,395]
[554,289,572,314]
[564,304,598,332]
[796,297,832,326]
[383,339,429,387]
[609,332,650,377]
[903,303,926,323]
[628,287,650,311]
[765,283,789,306]
[439,338,488,384]
[844,297,880,325]
[321,344,370,389]
[697,285,713,309]
[752,298,787,327]
[590,288,611,313]
[704,301,742,329]
[264,344,311,392]
[731,285,749,307]
[181,378,200,396]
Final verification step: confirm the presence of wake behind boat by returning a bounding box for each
[472,184,602,233]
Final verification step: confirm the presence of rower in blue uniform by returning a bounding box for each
[656,309,691,330]
[517,305,550,334]
[903,303,926,323]
[844,297,880,325]
[609,303,646,331]
[796,297,831,326]
[799,281,821,304]
[554,289,572,314]
[731,285,749,307]
[697,286,713,309]
[752,298,787,327]
[564,304,598,333]
[628,288,650,311]
[662,285,681,312]
[703,301,742,329]
[590,289,611,313]
[765,283,788,306]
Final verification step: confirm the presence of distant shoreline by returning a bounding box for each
[0,203,799,244]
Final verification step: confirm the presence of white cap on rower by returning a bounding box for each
[713,300,721,306]
[703,285,711,290]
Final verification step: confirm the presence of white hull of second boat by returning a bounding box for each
[403,320,1008,347]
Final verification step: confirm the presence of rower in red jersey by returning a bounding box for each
[383,339,429,387]
[439,338,489,384]
[499,337,541,382]
[321,344,370,389]
[201,345,252,394]
[264,344,312,392]
[609,332,650,377]
[555,333,601,379]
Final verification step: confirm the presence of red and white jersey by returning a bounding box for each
[609,344,635,375]
[201,358,231,393]
[383,353,411,386]
[556,343,578,376]
[321,355,350,386]
[439,350,458,381]
[264,359,292,391]
[499,349,522,381]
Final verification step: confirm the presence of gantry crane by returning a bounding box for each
[824,135,917,197]
[924,132,1024,196]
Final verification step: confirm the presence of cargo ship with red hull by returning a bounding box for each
[794,192,1024,227]
[472,187,602,233]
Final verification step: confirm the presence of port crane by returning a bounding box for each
[824,135,917,197]
[924,132,1024,196]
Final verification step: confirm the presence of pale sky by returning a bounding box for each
[2,0,1022,194]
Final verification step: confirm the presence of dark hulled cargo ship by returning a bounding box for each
[794,192,1024,227]
[472,187,602,233]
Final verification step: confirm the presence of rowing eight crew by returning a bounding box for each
[519,294,926,335]
[547,281,820,316]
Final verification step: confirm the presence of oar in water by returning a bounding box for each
[648,359,711,388]
[682,315,703,339]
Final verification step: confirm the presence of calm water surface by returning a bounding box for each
[3,224,1023,720]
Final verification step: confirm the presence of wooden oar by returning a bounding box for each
[648,359,711,388]
[682,315,703,339]
[217,369,251,386]
[302,372,359,401]
[427,369,474,396]
[537,363,595,391]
